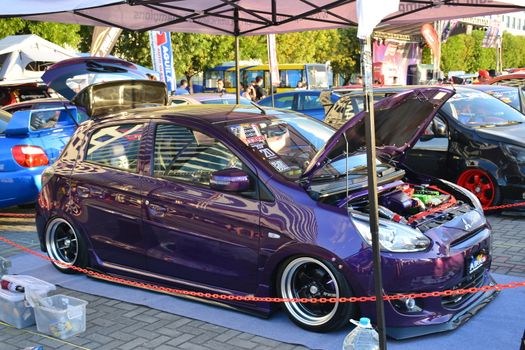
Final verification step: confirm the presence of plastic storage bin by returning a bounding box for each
[33,295,87,339]
[0,275,56,329]
[0,288,35,328]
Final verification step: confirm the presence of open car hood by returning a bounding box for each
[302,87,455,180]
[42,57,167,117]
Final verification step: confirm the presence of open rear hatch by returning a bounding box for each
[42,57,168,117]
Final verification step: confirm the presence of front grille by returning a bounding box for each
[415,203,471,232]
[450,226,486,247]
[441,268,485,309]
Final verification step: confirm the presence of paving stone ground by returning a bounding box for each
[0,207,524,350]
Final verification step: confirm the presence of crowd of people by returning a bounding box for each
[171,75,268,102]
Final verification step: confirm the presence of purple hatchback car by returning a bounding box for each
[36,58,497,339]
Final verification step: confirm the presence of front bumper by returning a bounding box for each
[0,168,43,208]
[343,216,497,339]
[386,272,498,339]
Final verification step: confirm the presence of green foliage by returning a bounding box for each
[0,20,81,49]
[329,28,361,85]
[113,30,152,67]
[440,30,525,74]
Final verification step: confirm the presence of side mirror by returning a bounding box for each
[210,168,250,192]
[434,124,447,137]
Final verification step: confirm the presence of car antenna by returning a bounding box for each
[249,101,266,115]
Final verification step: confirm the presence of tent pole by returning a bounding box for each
[235,35,240,104]
[361,35,387,350]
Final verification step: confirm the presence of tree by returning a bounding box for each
[169,33,236,92]
[329,28,361,86]
[113,31,152,67]
[0,20,81,49]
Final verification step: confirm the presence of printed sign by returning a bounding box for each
[149,31,176,92]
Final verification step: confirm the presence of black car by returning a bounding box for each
[326,86,525,208]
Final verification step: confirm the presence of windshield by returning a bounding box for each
[481,88,520,111]
[227,115,333,179]
[442,89,525,127]
[0,109,11,134]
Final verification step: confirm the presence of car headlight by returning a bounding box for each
[502,144,525,165]
[351,215,430,252]
[439,179,483,212]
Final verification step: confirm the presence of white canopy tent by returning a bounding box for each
[0,34,78,85]
[2,2,523,349]
[0,0,523,35]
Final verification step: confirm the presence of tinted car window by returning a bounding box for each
[260,94,294,109]
[297,93,321,110]
[154,123,243,186]
[0,109,11,134]
[86,124,143,172]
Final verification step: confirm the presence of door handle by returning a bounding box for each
[147,203,167,217]
[76,185,90,198]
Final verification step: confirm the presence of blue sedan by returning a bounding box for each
[0,106,81,208]
[258,90,339,120]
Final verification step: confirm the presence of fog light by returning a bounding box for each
[392,297,422,313]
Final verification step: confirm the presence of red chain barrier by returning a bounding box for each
[0,213,35,218]
[484,201,525,211]
[1,235,524,304]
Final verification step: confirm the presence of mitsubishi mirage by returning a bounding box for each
[36,58,497,339]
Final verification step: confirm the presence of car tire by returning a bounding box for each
[457,168,500,208]
[44,217,88,274]
[277,256,355,332]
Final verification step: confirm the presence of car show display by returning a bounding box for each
[28,57,499,339]
[0,1,525,349]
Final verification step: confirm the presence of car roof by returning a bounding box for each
[101,104,300,126]
[467,84,516,92]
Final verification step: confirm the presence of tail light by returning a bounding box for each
[12,145,49,168]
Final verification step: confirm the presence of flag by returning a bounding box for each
[482,19,502,48]
[421,23,440,54]
[357,0,400,39]
[267,34,280,86]
[148,31,176,92]
[90,26,122,57]
[441,20,458,43]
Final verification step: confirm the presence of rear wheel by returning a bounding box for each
[277,256,355,332]
[457,169,500,208]
[45,217,87,274]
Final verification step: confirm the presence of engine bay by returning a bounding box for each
[345,181,472,232]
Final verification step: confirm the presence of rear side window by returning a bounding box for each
[0,109,11,134]
[86,124,144,172]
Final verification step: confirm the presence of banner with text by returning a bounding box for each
[149,31,175,92]
[267,34,280,86]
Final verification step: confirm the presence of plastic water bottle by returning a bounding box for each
[342,318,379,350]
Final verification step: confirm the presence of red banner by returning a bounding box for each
[421,23,440,54]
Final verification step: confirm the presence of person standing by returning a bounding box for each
[174,79,189,95]
[253,76,266,102]
[216,79,226,94]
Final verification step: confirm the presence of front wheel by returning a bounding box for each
[457,168,500,208]
[45,217,88,274]
[277,256,355,332]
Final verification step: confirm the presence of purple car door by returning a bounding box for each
[68,122,146,269]
[140,122,261,294]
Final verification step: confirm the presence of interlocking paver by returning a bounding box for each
[1,207,524,350]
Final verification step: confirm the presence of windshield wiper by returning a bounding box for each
[478,121,522,128]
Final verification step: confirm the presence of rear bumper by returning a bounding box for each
[0,167,44,208]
